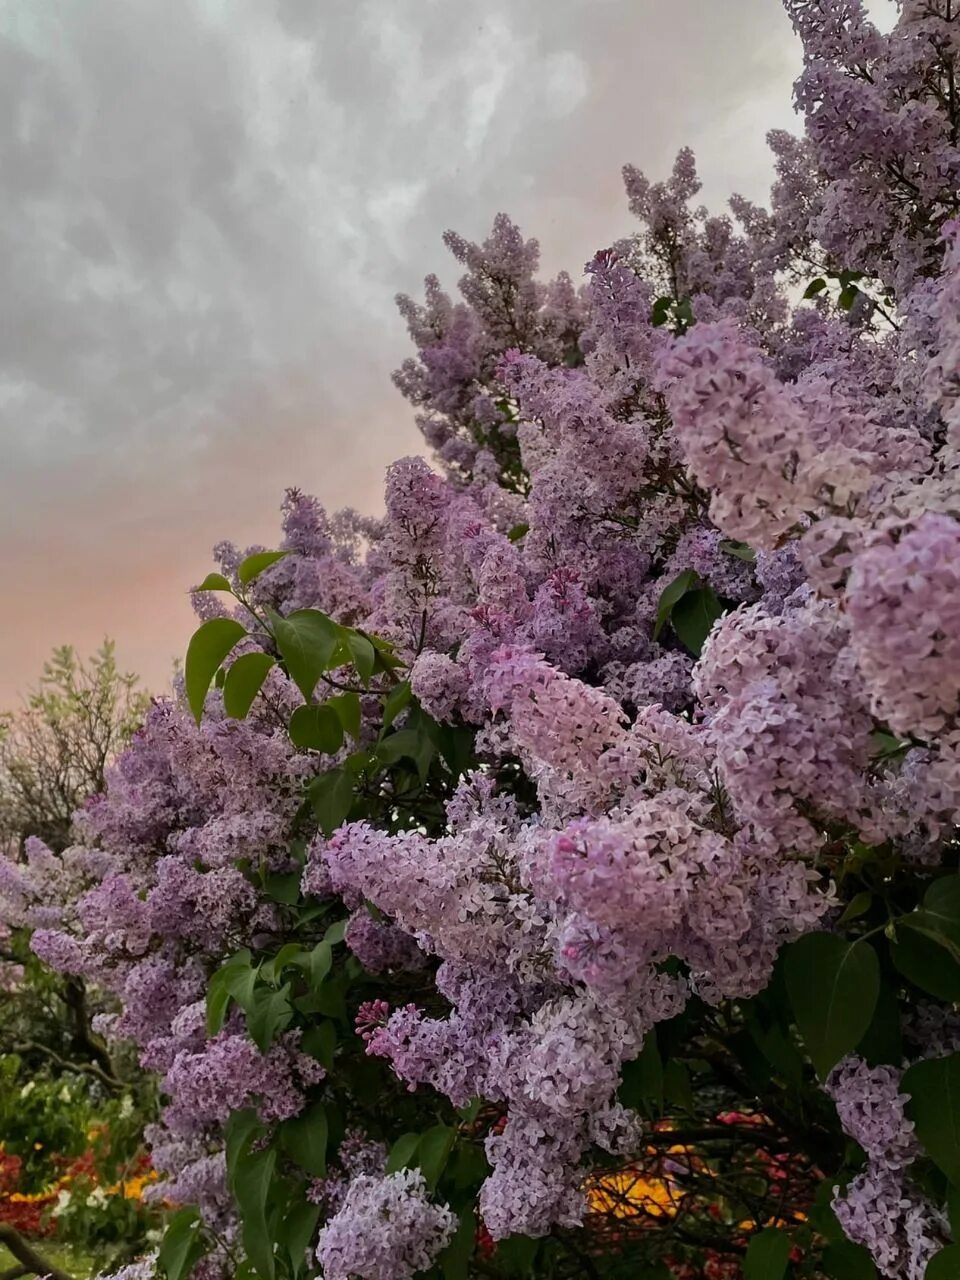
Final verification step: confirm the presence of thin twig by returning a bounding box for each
[9,1039,122,1091]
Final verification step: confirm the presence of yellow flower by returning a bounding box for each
[103,1171,158,1202]
[585,1169,681,1220]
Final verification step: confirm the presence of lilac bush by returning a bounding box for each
[7,2,960,1277]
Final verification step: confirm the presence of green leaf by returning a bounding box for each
[618,1032,663,1116]
[869,730,911,761]
[377,729,424,767]
[418,1123,456,1192]
[803,277,828,299]
[651,296,674,327]
[264,871,302,905]
[675,297,695,328]
[449,1142,489,1192]
[439,1208,476,1280]
[196,572,233,593]
[278,1201,322,1277]
[670,584,723,656]
[458,1097,482,1124]
[185,618,247,723]
[838,891,873,925]
[720,540,756,562]
[507,523,529,543]
[293,940,332,989]
[207,953,258,1034]
[307,768,355,836]
[280,1100,328,1176]
[223,652,276,719]
[329,692,362,740]
[344,631,376,684]
[289,704,344,754]
[370,635,404,674]
[902,913,960,965]
[247,984,293,1051]
[663,1059,695,1111]
[225,1108,264,1183]
[892,925,960,1000]
[324,918,348,945]
[206,979,233,1035]
[382,681,412,730]
[272,609,341,701]
[902,1052,960,1185]
[237,550,289,586]
[926,1245,960,1279]
[808,1178,847,1244]
[784,933,880,1078]
[916,875,960,949]
[747,1011,803,1092]
[493,1235,540,1276]
[233,1144,278,1280]
[158,1207,205,1280]
[743,1226,791,1280]
[378,717,439,782]
[857,978,903,1068]
[260,943,304,986]
[823,1240,877,1279]
[301,1020,337,1071]
[653,569,698,641]
[838,283,860,310]
[386,1133,421,1174]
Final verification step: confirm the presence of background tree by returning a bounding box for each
[0,641,149,1077]
[0,645,155,1280]
[0,642,148,856]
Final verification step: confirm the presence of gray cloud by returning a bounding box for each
[0,0,836,698]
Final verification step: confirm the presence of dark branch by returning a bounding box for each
[10,1038,122,1090]
[0,1224,75,1280]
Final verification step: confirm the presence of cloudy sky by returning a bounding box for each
[0,0,896,703]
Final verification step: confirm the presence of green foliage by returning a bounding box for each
[902,1052,960,1185]
[652,570,723,655]
[223,652,277,719]
[0,640,148,851]
[158,1208,206,1280]
[669,584,723,657]
[280,1102,328,1177]
[653,570,698,640]
[185,618,247,723]
[307,768,355,836]
[289,704,344,754]
[196,572,232,592]
[270,610,344,702]
[822,1240,877,1278]
[927,1245,960,1278]
[237,551,290,585]
[784,932,880,1078]
[743,1226,790,1280]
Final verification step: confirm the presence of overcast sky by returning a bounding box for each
[0,0,897,703]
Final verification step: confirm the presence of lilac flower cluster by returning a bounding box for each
[8,3,960,1272]
[314,1170,456,1280]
